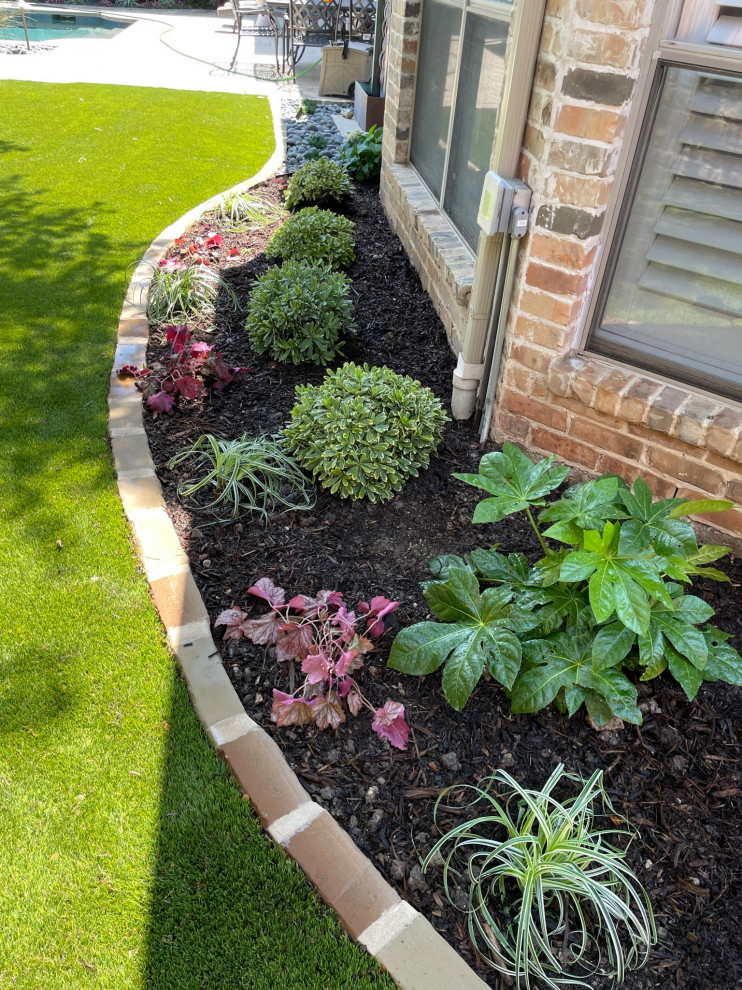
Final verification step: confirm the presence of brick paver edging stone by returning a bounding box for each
[107,99,490,990]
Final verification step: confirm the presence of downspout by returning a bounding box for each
[451,232,507,420]
[449,0,547,421]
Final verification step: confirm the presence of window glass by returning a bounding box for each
[443,13,508,248]
[409,0,461,201]
[591,66,742,401]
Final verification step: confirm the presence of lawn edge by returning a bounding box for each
[108,99,490,990]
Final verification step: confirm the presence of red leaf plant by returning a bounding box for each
[116,326,248,413]
[215,578,408,750]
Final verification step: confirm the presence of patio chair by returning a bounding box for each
[228,0,284,73]
[345,0,375,41]
[286,0,340,68]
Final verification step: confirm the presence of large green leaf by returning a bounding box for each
[512,633,641,723]
[618,478,700,556]
[539,477,624,544]
[534,584,592,635]
[454,442,568,524]
[560,522,669,633]
[702,627,742,686]
[387,622,470,675]
[388,566,524,711]
[636,597,710,676]
[424,566,485,622]
[638,622,667,680]
[591,622,636,669]
[667,498,734,519]
[666,644,703,700]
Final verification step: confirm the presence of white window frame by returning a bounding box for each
[580,0,742,401]
[408,0,543,248]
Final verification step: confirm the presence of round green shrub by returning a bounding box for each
[245,260,354,365]
[284,159,353,210]
[266,208,355,269]
[283,362,449,502]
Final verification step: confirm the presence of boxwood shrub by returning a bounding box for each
[266,207,355,268]
[284,159,353,210]
[245,259,353,365]
[283,362,449,502]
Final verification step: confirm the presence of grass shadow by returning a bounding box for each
[143,671,395,990]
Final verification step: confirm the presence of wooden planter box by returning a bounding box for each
[353,80,385,131]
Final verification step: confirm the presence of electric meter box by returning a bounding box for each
[477,171,515,236]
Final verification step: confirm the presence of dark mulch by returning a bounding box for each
[141,179,742,990]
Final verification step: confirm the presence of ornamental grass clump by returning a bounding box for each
[424,765,656,990]
[283,362,449,502]
[284,158,353,210]
[210,190,287,232]
[146,258,238,325]
[266,207,355,269]
[167,433,314,523]
[245,259,353,365]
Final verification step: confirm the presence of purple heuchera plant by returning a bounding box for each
[216,578,408,750]
[117,325,248,413]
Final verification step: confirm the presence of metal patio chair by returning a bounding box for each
[228,0,284,73]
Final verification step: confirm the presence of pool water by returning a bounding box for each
[0,10,133,41]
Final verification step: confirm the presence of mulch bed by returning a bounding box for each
[141,178,742,990]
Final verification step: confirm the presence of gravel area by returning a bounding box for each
[281,98,357,173]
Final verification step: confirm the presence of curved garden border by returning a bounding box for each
[108,101,489,990]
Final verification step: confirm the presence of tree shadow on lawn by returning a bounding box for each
[143,671,393,990]
[0,177,142,531]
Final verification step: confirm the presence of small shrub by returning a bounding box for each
[300,98,317,116]
[215,577,408,748]
[167,433,314,522]
[245,260,353,365]
[283,362,449,502]
[389,442,742,717]
[284,158,352,210]
[266,207,355,268]
[117,325,247,412]
[146,259,238,325]
[340,125,383,182]
[210,191,287,232]
[425,765,655,989]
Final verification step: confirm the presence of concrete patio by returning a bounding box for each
[0,5,334,102]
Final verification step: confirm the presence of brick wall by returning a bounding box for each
[495,0,742,541]
[379,0,742,541]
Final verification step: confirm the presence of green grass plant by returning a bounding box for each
[168,433,315,522]
[424,765,656,989]
[146,262,238,326]
[210,190,287,232]
[0,81,393,990]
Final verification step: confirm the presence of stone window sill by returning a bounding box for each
[547,353,742,466]
[388,164,476,305]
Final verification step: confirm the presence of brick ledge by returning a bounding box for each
[386,164,476,306]
[547,353,742,465]
[108,104,489,990]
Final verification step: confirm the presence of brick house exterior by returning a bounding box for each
[379,0,742,542]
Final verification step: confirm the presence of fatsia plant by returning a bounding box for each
[389,442,742,722]
[424,765,655,989]
[216,578,409,749]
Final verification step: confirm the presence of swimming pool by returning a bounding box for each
[0,10,134,41]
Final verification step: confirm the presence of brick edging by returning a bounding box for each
[107,102,489,990]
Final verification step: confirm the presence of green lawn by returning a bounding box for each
[0,81,393,990]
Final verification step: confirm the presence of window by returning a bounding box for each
[588,1,742,403]
[409,0,512,250]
